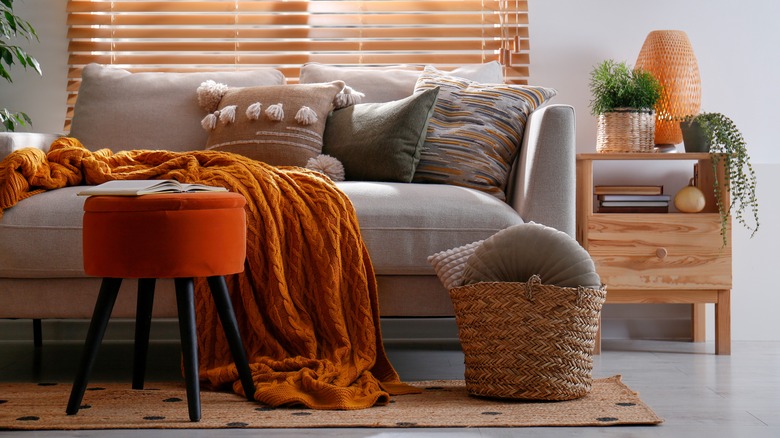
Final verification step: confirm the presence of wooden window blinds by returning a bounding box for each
[66,0,530,128]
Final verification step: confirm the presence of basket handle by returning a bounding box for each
[525,275,542,300]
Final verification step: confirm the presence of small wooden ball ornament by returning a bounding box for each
[674,178,706,213]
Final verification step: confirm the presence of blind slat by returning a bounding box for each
[66,0,531,129]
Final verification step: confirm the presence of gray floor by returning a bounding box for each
[1,337,778,437]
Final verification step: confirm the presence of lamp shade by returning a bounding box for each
[635,30,701,146]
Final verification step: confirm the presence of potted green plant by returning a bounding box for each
[589,59,662,153]
[1,0,42,131]
[681,112,759,246]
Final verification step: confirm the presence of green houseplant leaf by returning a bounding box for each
[1,0,41,131]
[682,112,760,246]
[588,59,662,115]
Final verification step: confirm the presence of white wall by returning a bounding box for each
[529,0,780,341]
[2,0,778,341]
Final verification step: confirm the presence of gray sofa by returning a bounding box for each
[0,63,575,339]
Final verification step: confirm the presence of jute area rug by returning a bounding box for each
[0,375,662,430]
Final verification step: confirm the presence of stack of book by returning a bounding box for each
[594,185,670,213]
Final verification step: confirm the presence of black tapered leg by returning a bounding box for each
[33,319,42,348]
[67,277,123,416]
[132,278,156,390]
[207,276,256,401]
[174,278,201,422]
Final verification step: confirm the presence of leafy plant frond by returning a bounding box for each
[589,59,662,115]
[1,0,41,132]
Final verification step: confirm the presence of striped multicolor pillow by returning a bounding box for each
[412,66,557,199]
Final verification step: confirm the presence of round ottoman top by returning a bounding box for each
[84,191,246,213]
[82,191,247,279]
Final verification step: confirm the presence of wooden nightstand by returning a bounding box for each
[576,153,732,355]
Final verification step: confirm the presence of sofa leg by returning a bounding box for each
[33,319,42,348]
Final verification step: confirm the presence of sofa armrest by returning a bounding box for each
[506,104,576,237]
[0,132,61,161]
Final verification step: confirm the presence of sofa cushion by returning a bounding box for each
[0,182,522,279]
[0,186,86,277]
[336,181,523,275]
[412,66,557,200]
[322,87,439,182]
[202,81,344,167]
[299,62,504,103]
[69,63,285,153]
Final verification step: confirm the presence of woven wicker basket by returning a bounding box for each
[596,108,655,153]
[449,276,607,401]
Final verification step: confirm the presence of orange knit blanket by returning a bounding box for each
[0,137,419,409]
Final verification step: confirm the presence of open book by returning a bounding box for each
[77,180,228,196]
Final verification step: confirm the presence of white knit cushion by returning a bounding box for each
[427,240,484,290]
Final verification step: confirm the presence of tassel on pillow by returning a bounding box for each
[218,105,237,125]
[295,106,318,125]
[306,154,345,182]
[334,85,366,109]
[265,103,284,121]
[246,102,263,120]
[201,112,218,131]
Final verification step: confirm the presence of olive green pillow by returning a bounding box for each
[322,87,439,182]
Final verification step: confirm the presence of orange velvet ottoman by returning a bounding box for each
[67,192,255,422]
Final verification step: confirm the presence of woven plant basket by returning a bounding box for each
[596,108,655,153]
[449,275,607,401]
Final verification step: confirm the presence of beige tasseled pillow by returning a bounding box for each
[199,81,358,167]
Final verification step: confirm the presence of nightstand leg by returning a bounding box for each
[692,303,706,342]
[715,289,731,355]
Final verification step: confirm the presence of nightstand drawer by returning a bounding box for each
[585,214,732,289]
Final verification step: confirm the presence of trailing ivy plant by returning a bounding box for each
[683,112,759,246]
[1,0,42,131]
[588,59,662,115]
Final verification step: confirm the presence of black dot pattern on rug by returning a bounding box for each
[37,382,57,386]
[481,411,502,416]
[163,397,183,403]
[143,416,166,421]
[86,387,105,391]
[80,404,91,410]
[396,422,417,427]
[255,407,276,412]
[226,422,249,427]
[16,416,40,421]
[291,412,312,416]
[0,400,7,405]
[597,417,619,422]
[616,402,636,407]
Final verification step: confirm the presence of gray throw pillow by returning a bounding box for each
[322,87,439,182]
[70,63,285,153]
[300,62,503,103]
[461,223,602,289]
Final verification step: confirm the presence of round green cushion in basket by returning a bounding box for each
[461,223,601,289]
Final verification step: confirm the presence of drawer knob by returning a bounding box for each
[656,248,668,259]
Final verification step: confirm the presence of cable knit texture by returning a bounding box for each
[0,137,419,409]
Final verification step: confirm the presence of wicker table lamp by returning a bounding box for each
[635,30,701,151]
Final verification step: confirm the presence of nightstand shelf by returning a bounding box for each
[577,153,732,355]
